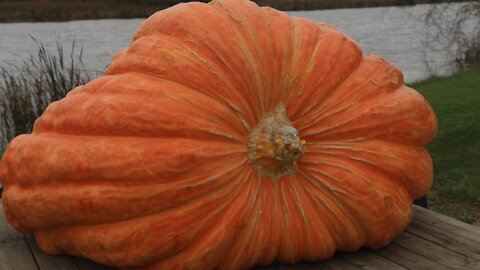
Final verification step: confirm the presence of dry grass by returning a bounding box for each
[0,39,91,152]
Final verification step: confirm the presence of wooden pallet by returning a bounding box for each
[1,205,479,270]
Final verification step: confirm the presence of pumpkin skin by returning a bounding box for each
[0,0,438,269]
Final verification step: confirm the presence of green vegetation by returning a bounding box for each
[0,0,467,22]
[410,67,480,225]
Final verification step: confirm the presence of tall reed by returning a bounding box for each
[0,39,91,153]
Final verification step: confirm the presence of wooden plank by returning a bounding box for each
[407,218,480,261]
[339,249,408,270]
[413,205,480,244]
[394,231,479,269]
[0,206,39,270]
[25,235,80,270]
[1,201,479,270]
[314,257,363,270]
[1,206,107,270]
[258,257,363,270]
[262,263,318,269]
[75,258,115,270]
[375,242,452,270]
[0,240,40,270]
[0,205,24,243]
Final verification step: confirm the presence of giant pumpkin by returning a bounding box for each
[0,0,437,269]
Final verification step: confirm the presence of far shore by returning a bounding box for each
[0,0,467,23]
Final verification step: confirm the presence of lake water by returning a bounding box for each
[0,2,474,83]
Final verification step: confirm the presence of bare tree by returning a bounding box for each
[420,1,480,76]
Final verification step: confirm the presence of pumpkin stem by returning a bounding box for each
[248,102,307,180]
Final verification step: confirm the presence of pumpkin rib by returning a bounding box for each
[139,166,256,270]
[262,176,340,263]
[254,180,284,265]
[211,0,270,114]
[107,34,259,129]
[113,72,230,127]
[34,195,226,261]
[260,6,297,111]
[297,169,360,230]
[278,178,308,263]
[2,136,246,231]
[234,177,324,266]
[323,55,402,110]
[301,85,437,146]
[285,20,325,117]
[303,159,389,198]
[222,0,300,115]
[290,179,308,226]
[224,174,267,269]
[117,4,264,126]
[219,176,317,269]
[173,42,262,126]
[1,135,248,230]
[33,73,247,143]
[5,134,246,187]
[300,158,413,248]
[285,21,363,121]
[304,140,432,199]
[288,177,339,260]
[34,164,254,268]
[119,0,364,125]
[210,0,292,117]
[34,129,244,144]
[295,102,355,132]
[134,20,256,109]
[4,158,247,231]
[286,17,300,101]
[215,176,280,268]
[300,169,388,248]
[184,40,252,106]
[300,178,366,252]
[0,134,29,187]
[294,55,402,132]
[279,179,308,262]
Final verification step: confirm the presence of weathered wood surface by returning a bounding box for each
[1,205,479,270]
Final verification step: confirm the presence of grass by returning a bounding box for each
[409,67,480,225]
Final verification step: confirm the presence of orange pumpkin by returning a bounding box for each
[0,0,437,269]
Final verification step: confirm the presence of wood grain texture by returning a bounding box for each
[0,241,39,270]
[2,204,480,270]
[0,203,39,270]
[339,249,408,270]
[407,218,480,261]
[375,242,452,270]
[412,204,480,244]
